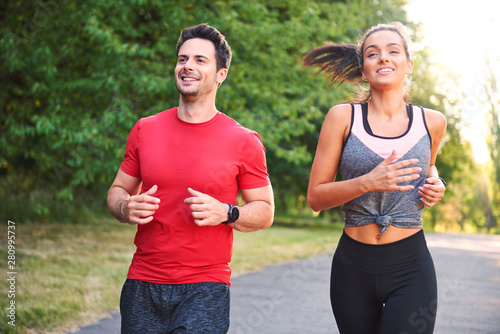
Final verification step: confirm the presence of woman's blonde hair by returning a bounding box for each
[303,22,413,103]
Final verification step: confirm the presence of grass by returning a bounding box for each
[0,218,343,334]
[0,219,138,334]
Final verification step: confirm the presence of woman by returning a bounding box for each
[304,22,446,334]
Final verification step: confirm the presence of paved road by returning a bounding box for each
[71,233,500,334]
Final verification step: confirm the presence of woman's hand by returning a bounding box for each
[363,150,422,192]
[419,177,446,207]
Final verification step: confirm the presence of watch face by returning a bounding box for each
[230,206,239,222]
[229,206,240,223]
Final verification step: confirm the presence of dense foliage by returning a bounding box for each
[1,0,495,230]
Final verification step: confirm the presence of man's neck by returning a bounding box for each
[177,95,218,123]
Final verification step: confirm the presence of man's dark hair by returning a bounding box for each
[176,23,232,71]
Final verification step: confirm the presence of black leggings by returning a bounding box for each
[330,229,437,334]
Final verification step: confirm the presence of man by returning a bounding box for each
[107,24,274,333]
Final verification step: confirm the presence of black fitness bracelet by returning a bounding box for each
[436,176,447,188]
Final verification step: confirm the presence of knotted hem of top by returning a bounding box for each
[345,215,423,234]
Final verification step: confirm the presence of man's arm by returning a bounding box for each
[184,185,274,232]
[231,185,274,232]
[107,169,160,225]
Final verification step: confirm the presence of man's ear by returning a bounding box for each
[216,68,228,87]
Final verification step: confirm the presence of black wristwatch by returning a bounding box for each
[222,204,239,225]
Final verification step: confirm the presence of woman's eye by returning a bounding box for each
[367,52,377,58]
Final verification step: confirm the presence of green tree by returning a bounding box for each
[409,43,481,230]
[0,0,422,222]
[481,56,500,230]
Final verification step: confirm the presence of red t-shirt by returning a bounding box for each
[120,107,270,285]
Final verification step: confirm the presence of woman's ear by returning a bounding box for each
[406,59,414,75]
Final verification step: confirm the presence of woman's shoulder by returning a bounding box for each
[420,106,447,130]
[325,103,353,122]
[320,104,354,142]
[418,106,447,143]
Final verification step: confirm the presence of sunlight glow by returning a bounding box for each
[406,0,499,163]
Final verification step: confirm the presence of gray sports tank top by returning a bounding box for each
[339,103,432,233]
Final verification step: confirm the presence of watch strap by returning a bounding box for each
[222,204,233,225]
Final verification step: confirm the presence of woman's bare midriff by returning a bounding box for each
[345,224,422,245]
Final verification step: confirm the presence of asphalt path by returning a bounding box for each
[71,232,500,334]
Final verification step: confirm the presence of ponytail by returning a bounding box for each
[302,43,363,86]
[303,22,413,103]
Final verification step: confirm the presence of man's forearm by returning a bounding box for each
[107,186,131,223]
[229,200,274,233]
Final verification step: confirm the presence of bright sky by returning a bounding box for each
[405,0,499,163]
